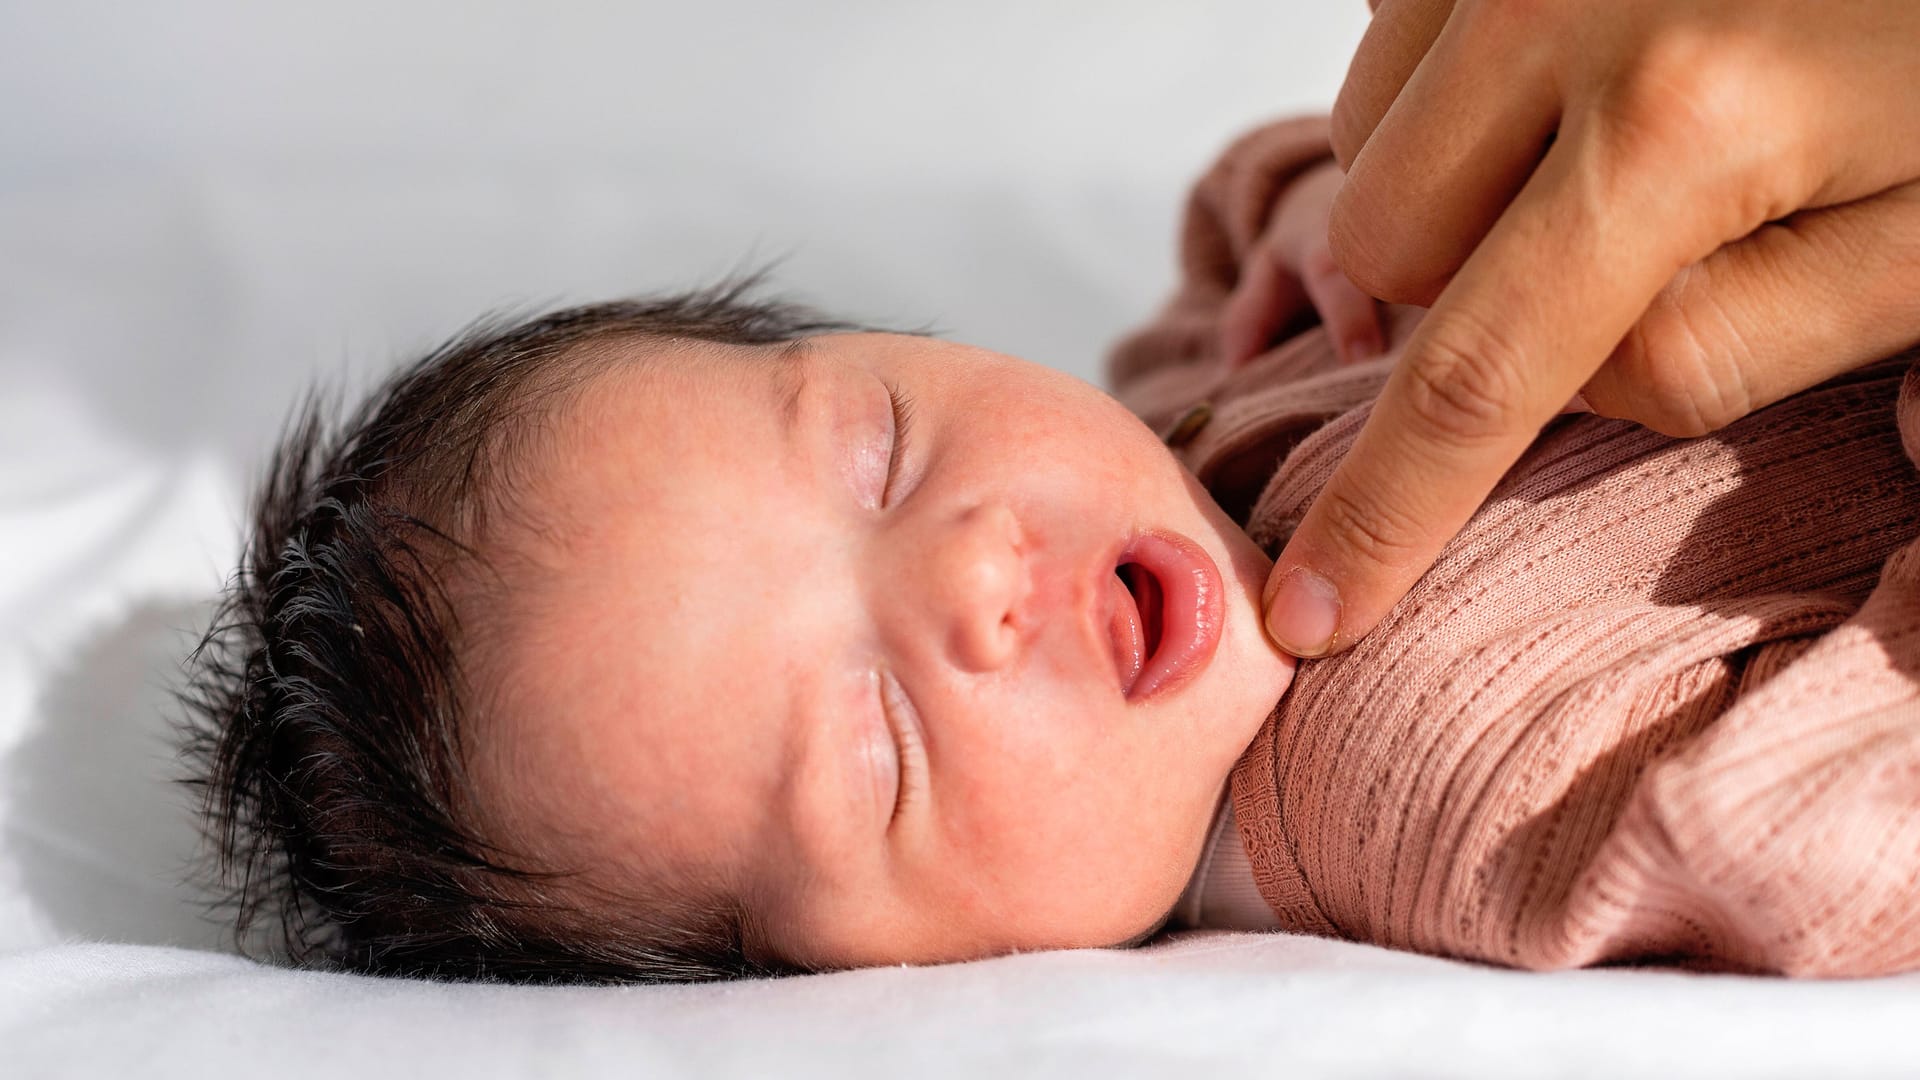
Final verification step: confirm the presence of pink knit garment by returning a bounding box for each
[1112,116,1920,976]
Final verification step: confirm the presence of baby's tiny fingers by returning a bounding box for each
[1300,246,1384,364]
[1219,246,1308,369]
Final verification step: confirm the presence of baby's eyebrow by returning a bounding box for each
[773,339,812,444]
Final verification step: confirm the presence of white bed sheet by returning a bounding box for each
[8,936,1920,1080]
[7,3,1920,1077]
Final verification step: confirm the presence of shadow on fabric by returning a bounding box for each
[2,598,230,950]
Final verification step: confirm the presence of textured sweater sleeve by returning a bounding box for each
[1105,115,1335,415]
[1229,354,1920,977]
[1581,366,1920,977]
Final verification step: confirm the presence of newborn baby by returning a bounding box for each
[187,117,1920,983]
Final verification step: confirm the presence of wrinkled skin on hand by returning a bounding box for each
[1261,0,1920,659]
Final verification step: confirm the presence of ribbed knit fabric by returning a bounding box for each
[1169,795,1283,932]
[1113,116,1920,977]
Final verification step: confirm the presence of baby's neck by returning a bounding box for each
[1167,773,1280,931]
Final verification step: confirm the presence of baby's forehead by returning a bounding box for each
[521,332,925,540]
[561,337,777,429]
[507,341,788,516]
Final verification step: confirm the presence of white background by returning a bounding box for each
[0,0,1366,463]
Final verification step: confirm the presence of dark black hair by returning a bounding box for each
[179,275,874,983]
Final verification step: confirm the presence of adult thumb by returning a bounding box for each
[1585,180,1920,436]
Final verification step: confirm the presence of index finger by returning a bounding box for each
[1262,117,1720,657]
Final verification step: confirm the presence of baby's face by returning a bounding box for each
[473,333,1294,968]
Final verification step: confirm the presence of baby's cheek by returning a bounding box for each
[940,724,1073,857]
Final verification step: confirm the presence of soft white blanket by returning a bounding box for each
[9,935,1920,1080]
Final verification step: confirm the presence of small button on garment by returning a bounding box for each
[1162,402,1212,447]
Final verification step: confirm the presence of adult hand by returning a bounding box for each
[1263,0,1920,658]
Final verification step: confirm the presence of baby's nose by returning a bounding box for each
[932,503,1029,672]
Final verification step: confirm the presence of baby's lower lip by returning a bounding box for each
[1114,531,1224,703]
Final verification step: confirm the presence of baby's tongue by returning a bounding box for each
[1107,572,1146,696]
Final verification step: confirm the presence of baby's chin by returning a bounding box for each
[1161,466,1296,745]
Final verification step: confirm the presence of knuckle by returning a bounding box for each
[1329,98,1369,172]
[1611,290,1754,436]
[1606,27,1799,229]
[1326,189,1385,291]
[1327,204,1433,305]
[1400,317,1534,446]
[1614,28,1757,141]
[1315,484,1427,571]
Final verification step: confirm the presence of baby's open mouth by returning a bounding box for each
[1104,532,1224,702]
[1109,561,1163,696]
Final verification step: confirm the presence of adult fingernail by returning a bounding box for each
[1264,567,1341,658]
